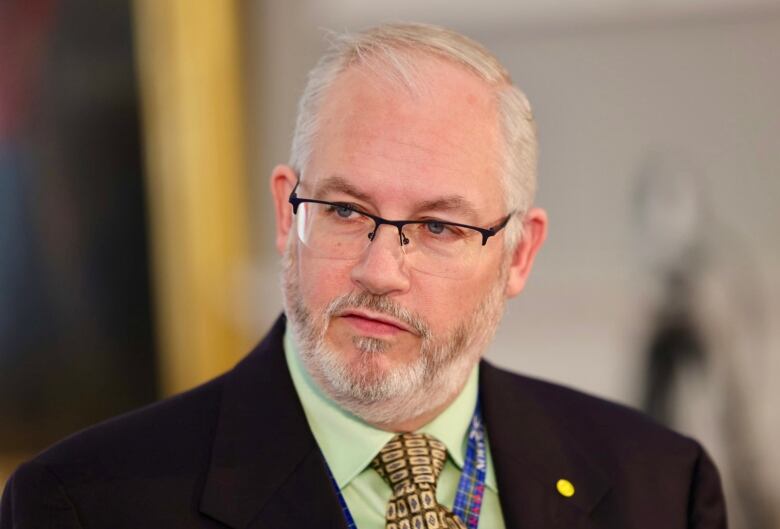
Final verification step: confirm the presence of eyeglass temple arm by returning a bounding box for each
[288,181,301,213]
[481,213,514,245]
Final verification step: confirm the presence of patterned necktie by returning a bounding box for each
[371,433,467,529]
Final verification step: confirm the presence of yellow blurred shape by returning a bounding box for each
[133,0,252,395]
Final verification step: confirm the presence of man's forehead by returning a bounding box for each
[324,59,498,122]
[314,58,500,151]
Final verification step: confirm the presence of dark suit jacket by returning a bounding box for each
[1,315,726,528]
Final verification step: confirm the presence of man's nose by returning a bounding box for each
[350,225,411,296]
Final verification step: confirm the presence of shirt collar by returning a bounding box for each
[284,330,497,491]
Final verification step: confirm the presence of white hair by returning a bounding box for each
[289,22,538,249]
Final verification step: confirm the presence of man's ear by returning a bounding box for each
[270,165,298,255]
[505,207,548,298]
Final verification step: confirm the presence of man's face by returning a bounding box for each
[275,58,524,425]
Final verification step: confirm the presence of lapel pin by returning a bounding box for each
[556,479,575,498]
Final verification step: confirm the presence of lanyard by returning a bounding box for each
[328,404,487,529]
[328,466,359,529]
[452,406,487,529]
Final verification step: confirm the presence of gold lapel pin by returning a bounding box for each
[556,479,575,498]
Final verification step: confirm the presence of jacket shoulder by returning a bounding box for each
[26,374,226,485]
[481,362,727,527]
[480,361,705,465]
[1,460,83,528]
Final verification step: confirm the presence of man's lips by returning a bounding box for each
[338,310,415,336]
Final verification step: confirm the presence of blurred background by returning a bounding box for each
[1,1,778,527]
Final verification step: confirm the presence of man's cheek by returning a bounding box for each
[299,257,353,306]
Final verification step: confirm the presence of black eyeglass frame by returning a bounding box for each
[288,181,513,247]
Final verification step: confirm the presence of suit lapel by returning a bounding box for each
[199,315,347,529]
[480,361,612,529]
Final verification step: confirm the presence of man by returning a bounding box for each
[1,22,726,529]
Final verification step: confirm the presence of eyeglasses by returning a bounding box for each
[288,182,512,279]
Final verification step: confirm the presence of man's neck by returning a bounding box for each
[366,398,457,432]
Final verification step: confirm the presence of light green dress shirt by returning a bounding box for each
[284,331,506,529]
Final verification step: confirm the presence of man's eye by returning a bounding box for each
[327,204,355,218]
[421,221,467,240]
[426,221,446,235]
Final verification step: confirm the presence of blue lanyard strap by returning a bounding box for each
[327,465,359,529]
[452,404,487,529]
[327,403,487,529]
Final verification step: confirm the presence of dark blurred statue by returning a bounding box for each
[634,153,777,529]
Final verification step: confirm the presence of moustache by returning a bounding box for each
[324,291,431,339]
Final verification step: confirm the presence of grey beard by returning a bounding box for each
[281,242,508,427]
[352,335,390,354]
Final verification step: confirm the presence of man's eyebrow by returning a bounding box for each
[313,176,372,202]
[415,196,480,222]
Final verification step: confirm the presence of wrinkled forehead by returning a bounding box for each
[304,58,506,221]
